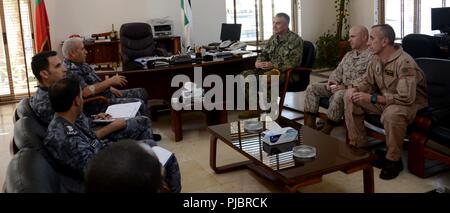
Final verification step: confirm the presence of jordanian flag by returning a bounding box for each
[181,0,192,52]
[35,0,51,52]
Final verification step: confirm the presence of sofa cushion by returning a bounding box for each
[13,117,47,150]
[5,148,83,193]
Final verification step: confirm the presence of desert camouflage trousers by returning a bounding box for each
[344,96,419,161]
[304,83,345,122]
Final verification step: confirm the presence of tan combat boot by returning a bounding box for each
[304,113,317,129]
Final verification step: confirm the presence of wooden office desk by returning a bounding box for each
[96,54,257,101]
[97,54,257,141]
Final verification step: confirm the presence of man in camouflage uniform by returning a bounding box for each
[29,51,158,142]
[345,24,428,180]
[239,12,303,118]
[62,37,148,117]
[44,77,181,192]
[304,26,372,135]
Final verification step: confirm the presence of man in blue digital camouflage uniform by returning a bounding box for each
[29,51,160,141]
[44,77,181,192]
[62,37,149,117]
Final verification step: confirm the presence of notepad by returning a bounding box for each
[93,102,141,123]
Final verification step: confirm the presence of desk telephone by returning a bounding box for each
[169,54,192,64]
[219,40,247,50]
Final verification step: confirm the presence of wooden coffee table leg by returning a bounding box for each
[283,176,323,193]
[363,165,374,193]
[209,135,252,174]
[170,108,182,142]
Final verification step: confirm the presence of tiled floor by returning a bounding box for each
[1,70,449,192]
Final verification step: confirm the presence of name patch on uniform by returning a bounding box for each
[65,125,78,136]
[384,69,394,77]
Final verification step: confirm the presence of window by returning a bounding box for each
[0,0,35,103]
[381,0,449,39]
[226,0,295,42]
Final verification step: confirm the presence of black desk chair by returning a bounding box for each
[279,40,315,115]
[120,22,168,71]
[408,57,450,177]
[402,34,443,59]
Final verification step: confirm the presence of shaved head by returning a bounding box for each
[350,25,369,40]
[348,25,369,51]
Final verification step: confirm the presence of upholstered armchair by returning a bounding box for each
[279,40,315,114]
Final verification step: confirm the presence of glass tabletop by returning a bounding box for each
[208,117,373,180]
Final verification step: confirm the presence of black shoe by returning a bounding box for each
[379,159,403,180]
[153,134,162,142]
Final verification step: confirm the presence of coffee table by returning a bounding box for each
[207,117,376,192]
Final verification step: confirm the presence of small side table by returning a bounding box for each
[170,99,228,142]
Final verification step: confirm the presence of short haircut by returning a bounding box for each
[31,51,58,82]
[62,37,82,59]
[372,24,396,45]
[48,77,81,112]
[85,141,162,193]
[276,12,290,25]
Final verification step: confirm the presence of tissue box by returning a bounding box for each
[262,127,298,145]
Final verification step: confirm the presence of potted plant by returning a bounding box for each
[335,0,351,60]
[315,0,351,68]
[315,30,340,68]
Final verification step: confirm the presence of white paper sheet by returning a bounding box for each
[152,146,173,166]
[93,102,141,123]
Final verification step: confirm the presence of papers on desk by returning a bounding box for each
[152,146,173,166]
[93,102,141,123]
[205,51,233,58]
[230,49,252,55]
[135,56,171,62]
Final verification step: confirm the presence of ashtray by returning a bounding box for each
[292,145,316,158]
[244,120,263,133]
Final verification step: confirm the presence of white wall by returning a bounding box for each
[191,0,226,45]
[36,0,378,52]
[299,0,340,43]
[39,0,226,53]
[299,0,379,43]
[348,0,377,29]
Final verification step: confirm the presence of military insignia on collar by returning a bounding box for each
[65,125,78,136]
[384,69,394,77]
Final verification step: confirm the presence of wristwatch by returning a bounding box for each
[370,94,377,104]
